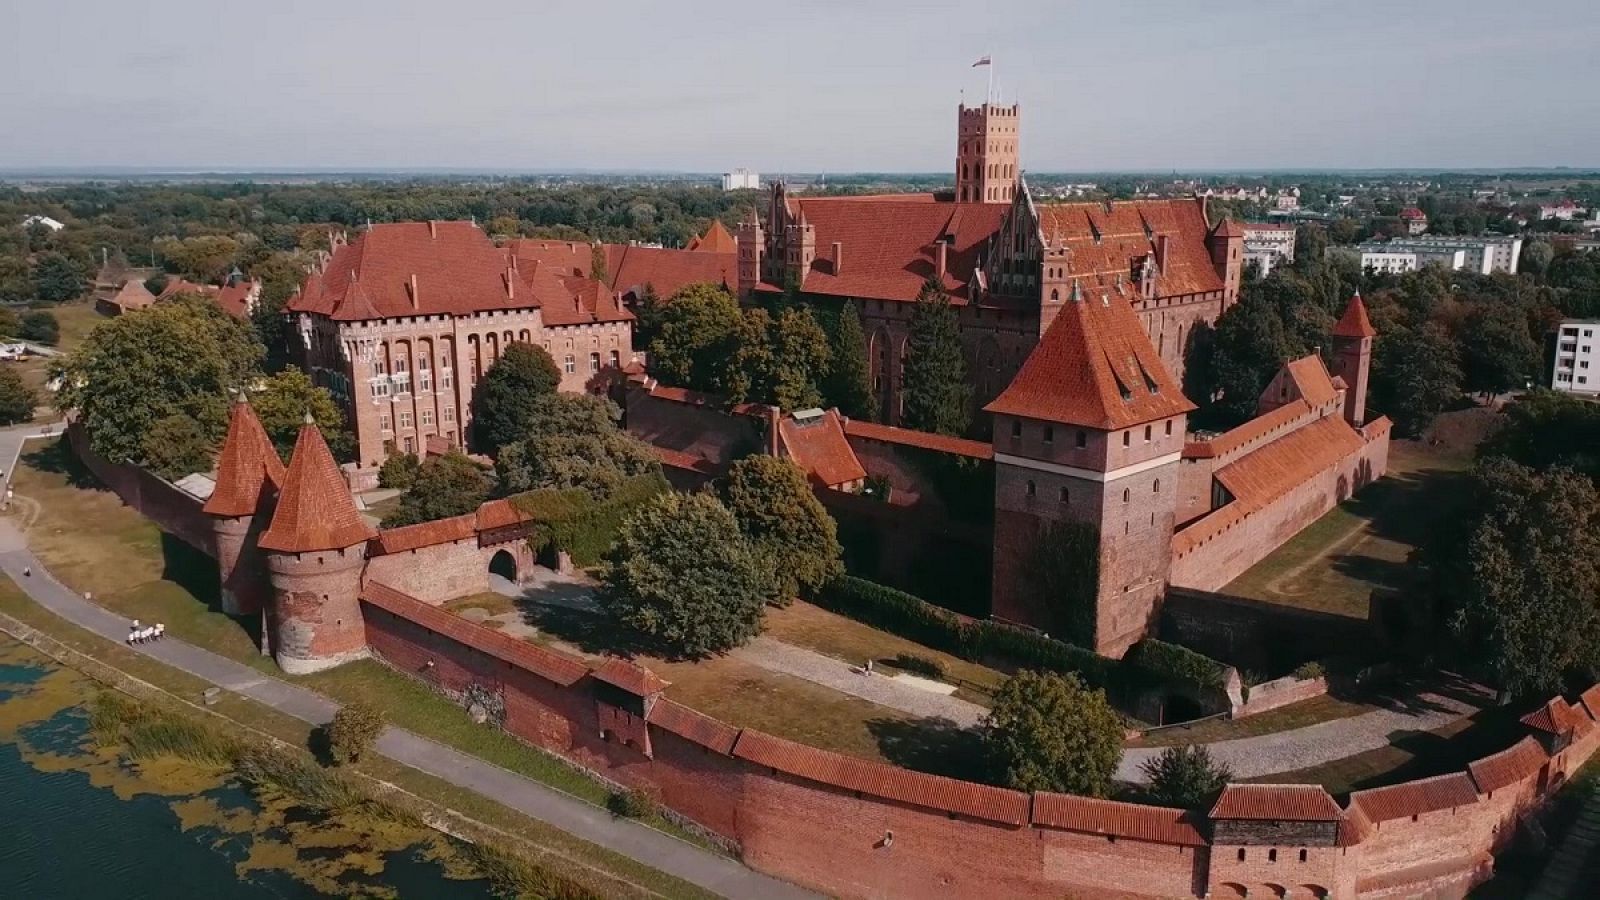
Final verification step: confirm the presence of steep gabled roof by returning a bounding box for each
[778,410,866,488]
[505,239,592,277]
[214,279,258,319]
[786,197,1008,303]
[258,419,375,553]
[1283,355,1339,408]
[1210,784,1342,821]
[685,220,737,253]
[107,278,157,313]
[203,396,285,517]
[984,283,1194,429]
[1210,217,1245,240]
[1034,198,1223,298]
[1333,292,1377,339]
[605,243,735,301]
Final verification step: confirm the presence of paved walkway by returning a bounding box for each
[0,429,814,900]
[733,637,988,727]
[1116,683,1490,783]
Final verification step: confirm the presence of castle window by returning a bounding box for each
[1025,480,1036,498]
[444,406,455,423]
[1299,849,1308,862]
[1011,420,1022,439]
[1153,479,1161,493]
[1238,849,1246,862]
[589,352,600,373]
[1059,487,1069,503]
[379,414,391,432]
[1269,849,1278,863]
[1123,431,1130,447]
[564,354,575,374]
[1165,420,1173,437]
[1144,425,1152,442]
[420,409,433,427]
[1076,430,1087,449]
[1043,426,1054,444]
[1123,488,1130,503]
[610,349,620,367]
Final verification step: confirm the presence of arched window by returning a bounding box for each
[1144,425,1152,442]
[1058,486,1069,503]
[1123,488,1130,503]
[1153,479,1161,493]
[1025,480,1036,498]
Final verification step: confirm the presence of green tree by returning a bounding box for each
[589,243,608,284]
[1459,302,1539,396]
[723,455,843,603]
[1446,459,1600,697]
[600,492,774,658]
[0,367,37,425]
[1522,239,1555,276]
[378,452,421,490]
[747,306,830,410]
[249,249,313,371]
[0,307,20,339]
[1140,744,1233,809]
[822,303,874,419]
[471,342,563,453]
[326,700,385,765]
[18,310,60,345]
[1370,323,1462,437]
[1478,389,1600,483]
[647,283,745,395]
[983,670,1123,796]
[383,451,490,527]
[901,279,970,436]
[251,366,353,462]
[143,273,169,296]
[1201,290,1295,427]
[494,393,658,499]
[141,414,216,480]
[56,295,264,464]
[32,253,84,303]
[0,257,33,306]
[156,235,242,282]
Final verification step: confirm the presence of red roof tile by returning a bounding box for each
[984,281,1194,429]
[544,271,632,326]
[106,279,156,313]
[783,198,1009,304]
[779,410,866,488]
[841,418,994,460]
[1467,737,1548,794]
[1520,697,1594,736]
[362,580,589,686]
[258,420,375,553]
[1031,793,1205,846]
[373,512,477,554]
[1214,415,1364,513]
[214,279,258,318]
[203,397,286,517]
[592,657,670,696]
[1400,207,1427,220]
[731,730,1029,825]
[685,220,736,253]
[605,244,734,301]
[1284,355,1339,408]
[156,277,219,302]
[1337,806,1375,847]
[1035,198,1223,299]
[1349,772,1479,822]
[506,239,592,277]
[1183,400,1310,461]
[651,445,723,475]
[1210,784,1341,821]
[1333,292,1377,339]
[646,699,739,754]
[1211,218,1245,239]
[475,497,534,531]
[1580,684,1600,721]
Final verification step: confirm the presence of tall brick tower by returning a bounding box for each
[203,394,286,619]
[985,284,1195,657]
[955,102,1020,204]
[1206,216,1245,308]
[257,414,376,675]
[1330,291,1377,427]
[735,207,763,301]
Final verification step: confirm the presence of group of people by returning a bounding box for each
[127,619,164,644]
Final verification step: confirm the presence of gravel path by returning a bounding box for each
[732,637,988,727]
[1116,682,1491,783]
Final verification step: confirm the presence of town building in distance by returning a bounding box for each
[1242,222,1296,276]
[1552,319,1600,396]
[1351,234,1522,275]
[722,168,760,191]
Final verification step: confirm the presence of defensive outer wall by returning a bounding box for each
[65,426,1600,900]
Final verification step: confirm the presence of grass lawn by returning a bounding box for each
[764,600,1006,696]
[442,591,518,617]
[1220,439,1476,619]
[1130,693,1376,747]
[1246,700,1528,797]
[46,300,109,351]
[0,579,717,900]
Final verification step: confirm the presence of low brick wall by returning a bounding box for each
[1234,675,1328,719]
[66,424,214,556]
[1159,587,1373,674]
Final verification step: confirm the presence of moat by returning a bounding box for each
[0,636,492,899]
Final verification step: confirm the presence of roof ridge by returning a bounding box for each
[258,420,374,553]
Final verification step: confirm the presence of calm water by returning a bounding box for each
[0,639,493,899]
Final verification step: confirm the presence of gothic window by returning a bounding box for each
[1059,486,1069,503]
[1076,430,1087,448]
[1123,488,1130,503]
[589,352,600,373]
[1025,480,1036,498]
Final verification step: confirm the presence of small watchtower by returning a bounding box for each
[955,102,1020,204]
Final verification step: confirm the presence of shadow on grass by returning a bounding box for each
[514,598,679,660]
[20,438,100,490]
[867,716,989,782]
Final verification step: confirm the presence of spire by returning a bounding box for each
[203,395,286,517]
[1333,291,1377,339]
[257,419,374,553]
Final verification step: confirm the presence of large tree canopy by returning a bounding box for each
[251,366,353,462]
[382,451,490,527]
[822,302,874,420]
[901,280,970,436]
[471,342,563,453]
[494,393,658,499]
[58,295,263,464]
[723,455,843,603]
[647,283,746,395]
[983,670,1123,797]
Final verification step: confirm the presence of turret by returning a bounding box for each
[955,102,1020,203]
[202,394,285,618]
[256,414,376,674]
[1331,291,1377,427]
[1206,217,1244,308]
[736,207,764,301]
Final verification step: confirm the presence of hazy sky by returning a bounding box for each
[5,0,1598,172]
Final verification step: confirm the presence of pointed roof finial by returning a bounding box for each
[303,409,316,425]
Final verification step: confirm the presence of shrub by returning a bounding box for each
[1140,744,1233,809]
[377,451,420,490]
[326,700,385,765]
[890,653,947,680]
[984,670,1123,796]
[606,787,659,819]
[514,472,669,567]
[1125,639,1231,691]
[1292,660,1327,680]
[18,310,59,345]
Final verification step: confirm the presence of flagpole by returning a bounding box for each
[987,53,994,104]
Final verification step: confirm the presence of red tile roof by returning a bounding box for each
[1211,218,1245,240]
[651,445,723,475]
[1031,793,1205,846]
[373,512,477,554]
[544,271,632,326]
[592,657,670,696]
[203,397,286,517]
[290,221,552,321]
[474,497,534,531]
[784,198,1008,304]
[1580,684,1600,721]
[1183,399,1310,461]
[1213,415,1364,512]
[684,220,736,253]
[258,420,375,553]
[1034,198,1223,299]
[1467,737,1548,794]
[1400,207,1427,220]
[1284,355,1339,408]
[1520,697,1594,737]
[506,239,592,277]
[362,581,589,686]
[156,277,218,302]
[984,281,1194,429]
[646,699,739,754]
[106,279,156,313]
[1348,772,1479,822]
[1333,292,1377,339]
[779,410,866,488]
[1337,805,1374,847]
[214,279,258,319]
[731,729,1030,825]
[605,244,734,301]
[841,418,994,460]
[1210,784,1342,821]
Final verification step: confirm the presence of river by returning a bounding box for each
[0,636,494,899]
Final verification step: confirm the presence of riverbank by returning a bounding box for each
[0,583,719,900]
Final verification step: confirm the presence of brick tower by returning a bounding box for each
[735,207,763,301]
[256,414,376,675]
[955,102,1020,204]
[1330,291,1377,427]
[1206,216,1245,308]
[985,283,1195,657]
[203,394,286,618]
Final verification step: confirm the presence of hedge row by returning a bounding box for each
[816,576,1232,697]
[511,473,669,567]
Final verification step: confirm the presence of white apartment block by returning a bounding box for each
[1243,223,1297,276]
[1354,236,1522,275]
[722,168,761,191]
[1553,320,1600,396]
[1352,246,1419,274]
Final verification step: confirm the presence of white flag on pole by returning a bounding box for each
[972,55,991,67]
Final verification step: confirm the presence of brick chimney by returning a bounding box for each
[1155,234,1170,271]
[408,274,419,310]
[831,241,843,274]
[935,240,949,279]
